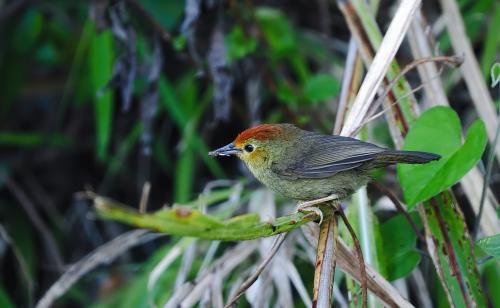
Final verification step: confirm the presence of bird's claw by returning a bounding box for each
[297,206,324,225]
[295,194,339,225]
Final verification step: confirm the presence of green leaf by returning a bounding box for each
[476,234,500,258]
[172,35,186,51]
[276,80,300,105]
[483,262,500,308]
[255,7,295,55]
[94,196,316,241]
[159,77,224,178]
[89,26,114,161]
[380,213,421,280]
[12,9,43,53]
[398,106,487,207]
[491,62,500,88]
[0,132,70,148]
[225,26,257,61]
[424,191,487,307]
[303,74,340,103]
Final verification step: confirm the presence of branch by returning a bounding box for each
[312,207,338,307]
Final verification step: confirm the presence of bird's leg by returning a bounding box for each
[296,194,339,225]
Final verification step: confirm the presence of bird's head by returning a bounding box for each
[209,124,290,167]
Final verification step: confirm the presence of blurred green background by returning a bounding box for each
[0,0,499,307]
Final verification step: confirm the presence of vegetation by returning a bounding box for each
[0,0,499,307]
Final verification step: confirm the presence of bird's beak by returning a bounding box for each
[208,143,242,157]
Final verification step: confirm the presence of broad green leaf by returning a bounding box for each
[225,26,257,61]
[303,74,340,103]
[388,251,421,280]
[476,234,500,258]
[380,213,421,280]
[89,27,114,161]
[398,106,487,207]
[94,196,316,241]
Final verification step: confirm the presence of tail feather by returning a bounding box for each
[378,150,441,164]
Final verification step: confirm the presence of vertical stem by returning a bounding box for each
[354,186,379,307]
[313,205,338,307]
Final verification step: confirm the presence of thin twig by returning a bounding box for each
[6,177,65,272]
[357,55,462,134]
[224,233,288,308]
[0,223,34,306]
[408,12,450,108]
[371,181,424,243]
[337,208,367,308]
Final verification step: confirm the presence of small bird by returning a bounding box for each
[209,124,440,202]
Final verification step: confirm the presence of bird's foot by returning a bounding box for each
[296,194,338,225]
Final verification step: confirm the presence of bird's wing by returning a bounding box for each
[273,133,386,178]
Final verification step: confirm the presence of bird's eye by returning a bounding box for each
[244,144,255,153]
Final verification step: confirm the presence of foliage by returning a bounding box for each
[0,0,498,307]
[477,234,500,258]
[379,213,421,280]
[398,106,488,207]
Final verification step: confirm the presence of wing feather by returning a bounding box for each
[273,133,386,178]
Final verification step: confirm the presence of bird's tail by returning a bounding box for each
[378,150,441,164]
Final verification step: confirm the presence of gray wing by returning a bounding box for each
[273,133,386,178]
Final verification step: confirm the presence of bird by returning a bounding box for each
[209,123,440,204]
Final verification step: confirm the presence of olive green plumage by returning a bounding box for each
[209,124,440,201]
